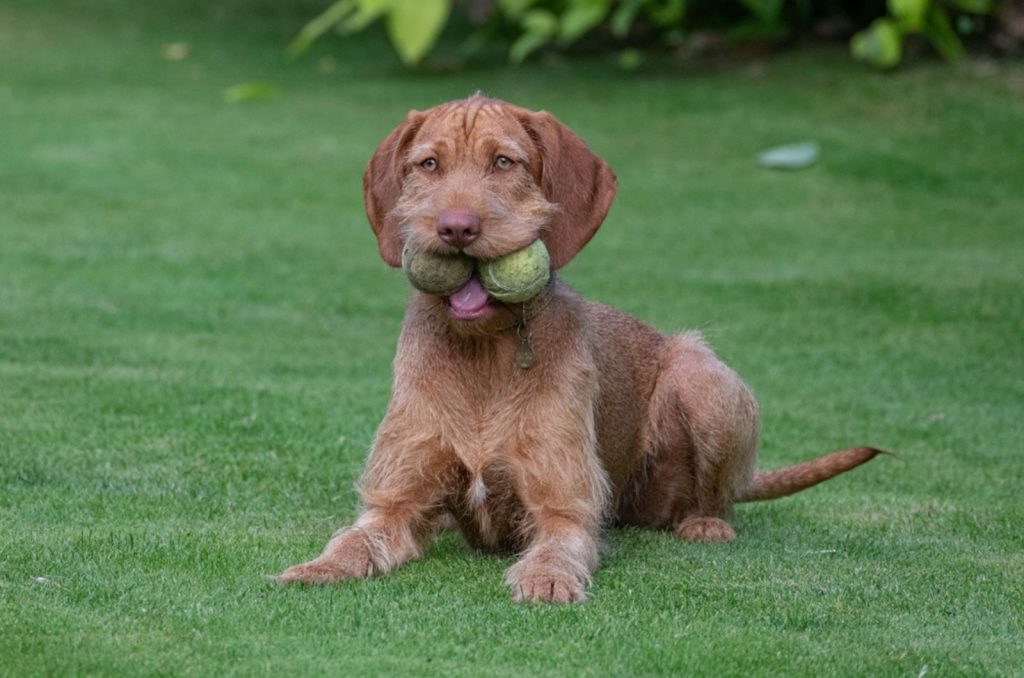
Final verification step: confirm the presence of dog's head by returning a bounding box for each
[363,95,617,324]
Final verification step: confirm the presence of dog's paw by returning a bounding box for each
[675,516,736,543]
[273,530,374,585]
[273,559,356,585]
[511,570,585,603]
[506,558,587,604]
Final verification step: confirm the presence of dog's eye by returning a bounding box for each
[494,155,514,170]
[420,158,438,171]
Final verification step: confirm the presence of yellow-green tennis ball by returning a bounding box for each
[401,243,474,296]
[479,239,551,303]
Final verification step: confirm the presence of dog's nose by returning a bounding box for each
[436,209,481,249]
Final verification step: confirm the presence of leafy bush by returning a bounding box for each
[289,0,451,64]
[289,0,997,67]
[850,0,993,68]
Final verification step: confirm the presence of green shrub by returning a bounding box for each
[288,0,996,67]
[289,0,451,64]
[850,0,994,68]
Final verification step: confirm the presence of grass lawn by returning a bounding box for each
[2,1,1023,675]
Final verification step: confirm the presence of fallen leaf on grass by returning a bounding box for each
[163,42,189,61]
[223,82,279,103]
[757,141,820,170]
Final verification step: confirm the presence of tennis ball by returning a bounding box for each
[401,243,474,296]
[479,239,550,303]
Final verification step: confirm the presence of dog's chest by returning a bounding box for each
[418,336,529,461]
[445,453,527,554]
[399,323,556,550]
[435,371,534,552]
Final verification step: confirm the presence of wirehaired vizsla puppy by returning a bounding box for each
[276,95,882,602]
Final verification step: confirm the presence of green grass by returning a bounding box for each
[2,1,1023,675]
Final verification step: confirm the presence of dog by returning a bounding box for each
[276,95,882,603]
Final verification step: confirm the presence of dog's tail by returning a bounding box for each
[736,446,888,502]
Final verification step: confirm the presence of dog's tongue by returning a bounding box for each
[448,275,490,318]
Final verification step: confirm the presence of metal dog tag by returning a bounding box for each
[515,339,535,370]
[512,319,536,372]
[514,308,536,370]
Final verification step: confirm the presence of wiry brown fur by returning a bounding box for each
[276,96,884,602]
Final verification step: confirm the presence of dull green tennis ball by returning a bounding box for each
[479,239,551,303]
[401,243,474,296]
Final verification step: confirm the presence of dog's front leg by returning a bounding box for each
[276,409,452,585]
[505,514,601,604]
[504,398,608,603]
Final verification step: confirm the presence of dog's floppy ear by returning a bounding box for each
[517,110,617,269]
[363,110,425,267]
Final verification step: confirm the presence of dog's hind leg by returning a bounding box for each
[622,332,759,543]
